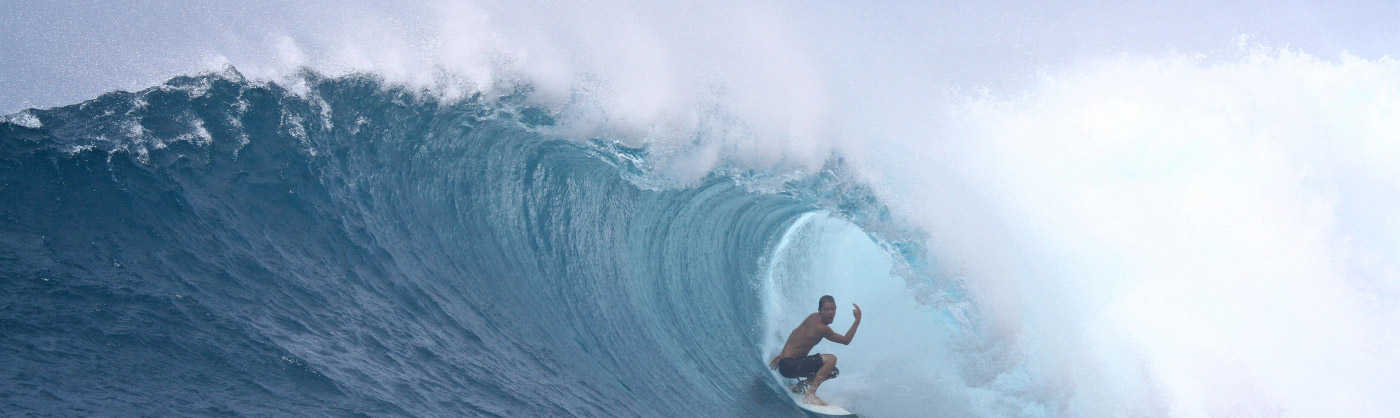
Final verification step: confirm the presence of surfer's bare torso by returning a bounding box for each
[777,312,841,359]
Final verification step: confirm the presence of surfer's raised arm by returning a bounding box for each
[823,303,862,345]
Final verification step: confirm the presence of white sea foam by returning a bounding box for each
[2,111,43,129]
[857,50,1400,416]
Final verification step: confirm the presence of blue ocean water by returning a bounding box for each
[0,71,856,416]
[9,41,1400,416]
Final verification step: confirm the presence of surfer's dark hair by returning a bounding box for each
[819,295,835,310]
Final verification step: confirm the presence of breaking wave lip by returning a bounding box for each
[1,110,43,129]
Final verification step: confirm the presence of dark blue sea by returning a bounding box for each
[0,71,852,416]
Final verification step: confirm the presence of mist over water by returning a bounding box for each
[908,51,1400,416]
[5,1,1400,416]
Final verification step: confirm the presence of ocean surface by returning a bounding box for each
[0,72,855,416]
[5,2,1400,417]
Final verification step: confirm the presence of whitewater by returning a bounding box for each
[3,1,1399,417]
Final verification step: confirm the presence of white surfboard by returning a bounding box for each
[786,391,857,417]
[776,376,858,417]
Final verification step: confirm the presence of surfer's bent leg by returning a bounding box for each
[804,354,838,405]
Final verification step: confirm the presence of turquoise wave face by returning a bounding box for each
[0,72,824,416]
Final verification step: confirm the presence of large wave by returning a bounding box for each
[0,72,826,416]
[5,2,1400,417]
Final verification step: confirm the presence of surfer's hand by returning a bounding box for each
[853,303,862,320]
[768,356,780,370]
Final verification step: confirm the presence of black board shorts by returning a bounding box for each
[777,353,839,380]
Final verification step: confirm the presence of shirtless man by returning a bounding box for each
[768,295,862,406]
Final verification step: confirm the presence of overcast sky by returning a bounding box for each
[2,0,1397,114]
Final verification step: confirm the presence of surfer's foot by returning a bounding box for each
[802,393,828,406]
[789,380,809,394]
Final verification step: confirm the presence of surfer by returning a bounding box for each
[768,295,861,406]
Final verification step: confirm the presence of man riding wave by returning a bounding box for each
[768,295,861,406]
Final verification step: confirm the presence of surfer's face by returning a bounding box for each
[819,301,836,325]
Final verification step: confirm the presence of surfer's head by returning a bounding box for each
[818,295,836,325]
